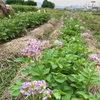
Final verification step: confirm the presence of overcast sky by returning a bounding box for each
[35,0,100,6]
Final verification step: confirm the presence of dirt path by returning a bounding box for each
[0,16,64,100]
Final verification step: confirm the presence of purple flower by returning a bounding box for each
[88,54,100,66]
[20,81,46,95]
[20,82,33,96]
[27,39,37,46]
[41,40,50,50]
[20,80,51,100]
[22,39,50,59]
[22,39,42,59]
[88,54,98,61]
[22,45,41,59]
[33,80,46,94]
[43,88,52,100]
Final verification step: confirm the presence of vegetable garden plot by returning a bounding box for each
[7,13,100,100]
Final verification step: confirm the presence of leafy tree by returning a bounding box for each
[42,0,55,9]
[6,0,24,4]
[6,0,37,6]
[24,0,37,6]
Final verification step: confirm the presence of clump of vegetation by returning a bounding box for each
[0,60,20,96]
[0,12,50,40]
[11,5,38,12]
[42,0,55,9]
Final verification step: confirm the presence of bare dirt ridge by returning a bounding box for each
[0,16,64,100]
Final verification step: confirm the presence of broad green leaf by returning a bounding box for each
[77,91,89,99]
[71,98,80,100]
[42,68,50,75]
[31,68,40,76]
[15,79,22,86]
[49,61,58,69]
[46,74,52,82]
[52,89,61,100]
[54,74,67,83]
[14,57,26,63]
[11,89,20,96]
[8,79,22,96]
[58,63,63,69]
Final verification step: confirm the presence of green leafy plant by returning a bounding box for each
[8,13,100,100]
[11,5,38,13]
[0,12,50,40]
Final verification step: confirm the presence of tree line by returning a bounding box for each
[5,0,55,8]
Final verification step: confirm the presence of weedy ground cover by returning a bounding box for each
[78,11,100,48]
[11,4,38,13]
[0,60,19,96]
[39,8,64,20]
[8,13,100,100]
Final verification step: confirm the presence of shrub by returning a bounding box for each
[24,0,37,6]
[42,0,55,9]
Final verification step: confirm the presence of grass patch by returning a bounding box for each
[39,8,64,19]
[11,4,38,13]
[0,60,20,97]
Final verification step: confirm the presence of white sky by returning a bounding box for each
[35,0,100,6]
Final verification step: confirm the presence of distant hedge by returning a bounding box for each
[0,13,50,40]
[11,5,38,12]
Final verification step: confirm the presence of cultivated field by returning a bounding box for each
[0,5,100,100]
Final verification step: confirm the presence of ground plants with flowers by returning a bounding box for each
[8,13,100,100]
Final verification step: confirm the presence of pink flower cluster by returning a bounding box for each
[80,32,89,38]
[54,40,63,48]
[20,80,52,100]
[22,39,49,58]
[88,54,100,66]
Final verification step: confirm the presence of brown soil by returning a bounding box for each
[0,16,64,100]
